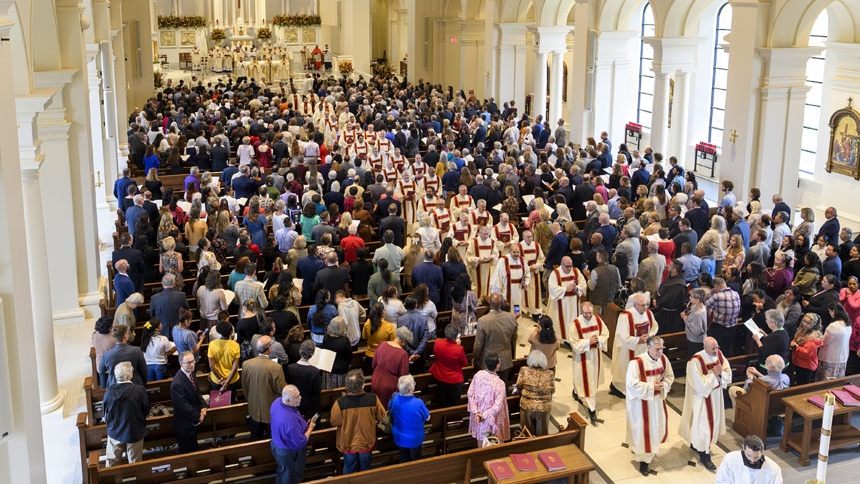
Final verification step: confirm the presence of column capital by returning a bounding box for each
[595,30,638,61]
[34,69,78,89]
[498,23,528,45]
[528,25,572,54]
[643,36,706,74]
[757,46,823,83]
[0,19,14,38]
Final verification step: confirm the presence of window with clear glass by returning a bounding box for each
[637,3,655,129]
[708,3,732,149]
[800,12,828,175]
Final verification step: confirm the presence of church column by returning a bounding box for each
[484,0,499,100]
[754,47,821,205]
[670,70,692,164]
[341,0,371,74]
[549,50,564,125]
[569,0,596,142]
[15,93,65,414]
[110,1,130,167]
[101,41,121,180]
[532,50,547,121]
[35,71,87,326]
[497,23,526,115]
[529,27,568,122]
[86,44,110,210]
[591,30,637,144]
[650,71,671,153]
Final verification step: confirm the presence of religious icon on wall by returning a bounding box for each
[826,99,860,180]
[160,31,176,48]
[284,28,299,44]
[181,31,196,47]
[303,27,317,44]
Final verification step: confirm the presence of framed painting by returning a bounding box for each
[160,30,176,48]
[284,28,299,44]
[826,100,860,180]
[180,30,196,47]
[303,27,317,44]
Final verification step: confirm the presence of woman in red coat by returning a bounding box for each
[371,326,412,407]
[430,323,468,407]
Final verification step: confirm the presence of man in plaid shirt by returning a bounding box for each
[705,277,740,356]
[234,262,268,309]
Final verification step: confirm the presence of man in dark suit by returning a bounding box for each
[666,205,683,239]
[771,194,791,220]
[554,177,573,206]
[545,222,568,271]
[472,293,518,383]
[171,350,207,453]
[376,186,402,220]
[241,336,287,440]
[379,205,406,247]
[149,274,190,341]
[571,175,595,221]
[112,233,146,292]
[469,175,490,202]
[296,245,326,305]
[99,324,148,387]
[817,207,840,245]
[411,250,444,307]
[313,252,352,297]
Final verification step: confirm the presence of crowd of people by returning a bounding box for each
[96,67,860,483]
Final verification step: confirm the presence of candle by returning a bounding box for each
[815,392,836,484]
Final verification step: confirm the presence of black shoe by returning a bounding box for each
[571,389,582,404]
[639,462,650,477]
[699,452,716,471]
[609,384,626,399]
[561,341,573,350]
[588,410,597,426]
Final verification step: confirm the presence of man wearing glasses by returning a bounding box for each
[610,293,658,399]
[171,351,208,453]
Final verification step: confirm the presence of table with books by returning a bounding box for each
[779,384,860,465]
[483,443,594,484]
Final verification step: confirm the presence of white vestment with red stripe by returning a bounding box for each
[492,223,519,256]
[611,310,658,388]
[417,196,440,218]
[466,236,499,300]
[452,194,475,217]
[470,209,491,228]
[518,241,545,314]
[449,221,474,261]
[679,350,731,452]
[431,208,452,239]
[395,179,418,232]
[546,268,586,341]
[569,315,609,410]
[490,255,530,310]
[625,352,674,462]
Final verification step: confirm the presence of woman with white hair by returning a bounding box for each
[698,214,729,275]
[515,350,555,436]
[389,374,431,463]
[237,136,254,165]
[415,215,442,253]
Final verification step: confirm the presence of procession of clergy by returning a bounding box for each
[341,140,742,479]
[188,42,328,83]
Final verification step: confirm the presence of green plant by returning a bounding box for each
[272,14,322,27]
[157,15,206,29]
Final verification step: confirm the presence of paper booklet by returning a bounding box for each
[176,201,192,213]
[292,278,303,290]
[223,290,236,306]
[742,319,765,337]
[236,197,248,206]
[308,347,336,373]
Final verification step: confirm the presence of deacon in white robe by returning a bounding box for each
[466,226,499,300]
[679,337,731,471]
[452,185,475,218]
[417,187,441,219]
[625,336,674,476]
[715,437,783,484]
[430,205,452,239]
[569,302,609,422]
[395,173,419,234]
[492,213,519,256]
[422,168,441,197]
[519,231,545,317]
[449,212,474,261]
[470,200,492,228]
[490,245,530,311]
[545,256,587,342]
[610,294,659,397]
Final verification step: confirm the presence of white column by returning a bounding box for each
[754,47,821,205]
[513,43,527,115]
[498,23,527,113]
[533,51,547,121]
[650,72,670,152]
[670,71,692,165]
[549,51,564,125]
[645,37,702,156]
[569,0,594,143]
[101,41,121,190]
[86,45,109,211]
[591,30,638,143]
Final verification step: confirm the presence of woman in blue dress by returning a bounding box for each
[243,197,269,248]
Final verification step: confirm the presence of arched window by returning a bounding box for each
[800,12,828,175]
[637,3,655,129]
[708,2,732,149]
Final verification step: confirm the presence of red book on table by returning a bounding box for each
[843,384,860,400]
[833,389,860,407]
[538,451,566,471]
[807,394,825,409]
[510,453,538,472]
[488,461,516,480]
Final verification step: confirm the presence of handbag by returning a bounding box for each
[512,425,533,441]
[209,390,232,408]
[377,411,393,433]
[481,433,500,447]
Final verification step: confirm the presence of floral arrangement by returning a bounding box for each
[372,62,394,77]
[338,60,353,75]
[272,14,321,27]
[153,70,163,89]
[209,28,226,41]
[157,15,206,29]
[256,27,272,40]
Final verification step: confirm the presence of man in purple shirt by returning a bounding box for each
[184,166,201,192]
[270,385,317,484]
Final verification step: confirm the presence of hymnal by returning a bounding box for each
[832,390,860,407]
[173,467,188,479]
[635,323,650,337]
[238,456,254,468]
[538,451,566,471]
[151,464,171,473]
[195,468,211,476]
[843,384,860,400]
[510,453,538,472]
[487,460,516,480]
[807,394,826,409]
[225,463,239,471]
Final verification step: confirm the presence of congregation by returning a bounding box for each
[94,66,860,483]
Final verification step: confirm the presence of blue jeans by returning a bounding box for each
[147,364,167,381]
[342,451,372,474]
[272,444,305,484]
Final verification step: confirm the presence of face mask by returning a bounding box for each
[741,451,764,469]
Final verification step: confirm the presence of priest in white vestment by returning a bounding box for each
[395,172,419,234]
[430,205,452,237]
[490,244,530,311]
[625,336,674,477]
[610,293,658,398]
[545,256,587,342]
[449,211,474,261]
[679,337,731,471]
[452,185,475,218]
[492,213,519,256]
[518,230,545,317]
[569,302,608,424]
[715,435,783,484]
[470,200,492,228]
[417,186,440,219]
[466,225,499,300]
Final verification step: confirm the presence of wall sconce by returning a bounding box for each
[729,129,738,144]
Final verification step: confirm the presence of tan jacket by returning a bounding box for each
[241,356,286,423]
[330,392,386,453]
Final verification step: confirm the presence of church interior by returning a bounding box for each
[2,0,860,483]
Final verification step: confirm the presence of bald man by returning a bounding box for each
[679,337,732,471]
[546,256,587,343]
[610,293,658,398]
[467,225,499,299]
[569,302,609,425]
[491,243,530,312]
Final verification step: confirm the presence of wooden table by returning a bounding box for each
[780,391,860,465]
[483,444,594,484]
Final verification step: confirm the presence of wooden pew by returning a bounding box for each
[732,374,857,446]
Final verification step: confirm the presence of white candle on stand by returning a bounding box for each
[813,392,836,484]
